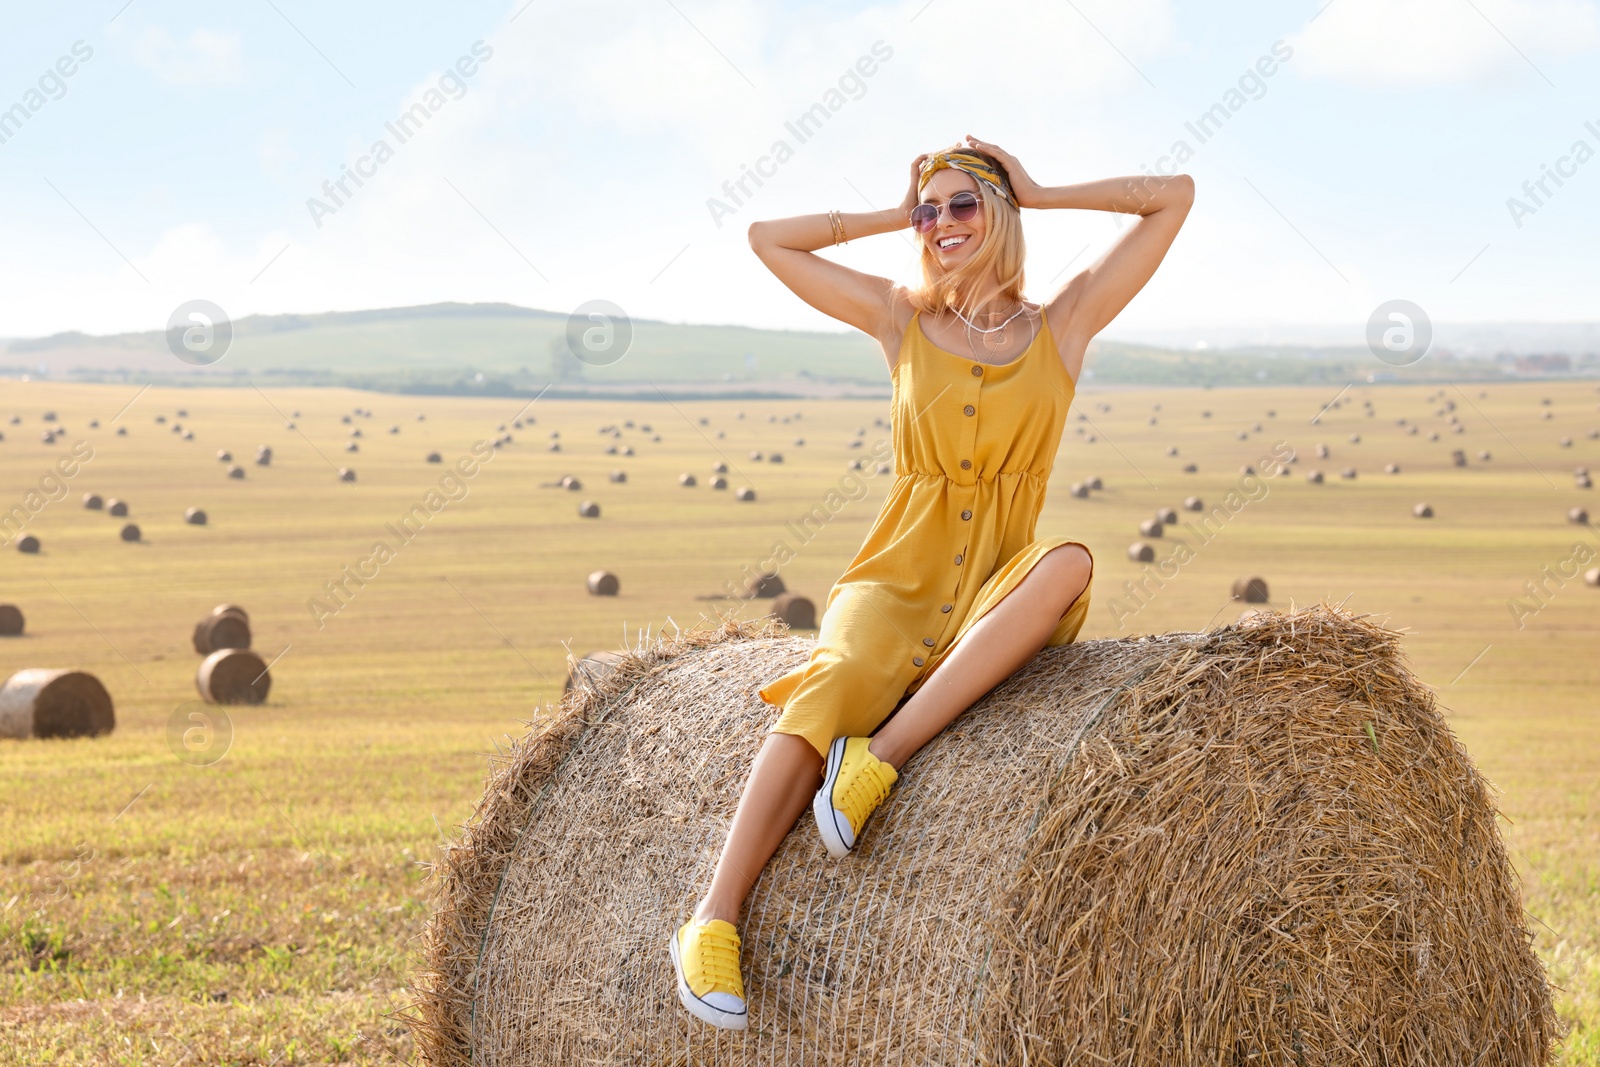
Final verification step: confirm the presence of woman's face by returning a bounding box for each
[919,168,986,267]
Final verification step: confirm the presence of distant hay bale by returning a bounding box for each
[0,605,23,636]
[587,571,620,597]
[1560,436,1573,447]
[196,648,271,705]
[876,463,891,474]
[1587,567,1600,587]
[736,487,756,502]
[769,592,816,629]
[1137,519,1164,538]
[256,447,272,466]
[561,476,582,491]
[1231,576,1270,603]
[1127,541,1154,562]
[744,572,785,599]
[1086,475,1103,490]
[1349,433,1360,443]
[1385,463,1400,474]
[1315,443,1329,458]
[83,493,103,510]
[609,470,627,483]
[679,473,697,487]
[339,468,356,482]
[1578,475,1593,489]
[1340,467,1357,479]
[216,450,232,462]
[407,607,1558,1067]
[749,451,763,461]
[710,476,728,490]
[1452,450,1467,467]
[563,650,626,693]
[1414,503,1434,519]
[713,461,729,474]
[427,452,443,463]
[0,669,115,739]
[107,499,128,517]
[1181,462,1198,473]
[1183,496,1202,511]
[1156,507,1177,524]
[193,607,252,656]
[1569,507,1589,524]
[228,466,245,479]
[578,501,601,519]
[1069,482,1088,498]
[16,535,40,554]
[768,453,784,464]
[1306,470,1324,484]
[119,523,141,543]
[345,442,359,452]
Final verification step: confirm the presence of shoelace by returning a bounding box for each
[838,755,895,835]
[690,925,744,995]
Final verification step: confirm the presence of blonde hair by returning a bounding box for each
[906,145,1027,318]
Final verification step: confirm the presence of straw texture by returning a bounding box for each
[407,606,1558,1066]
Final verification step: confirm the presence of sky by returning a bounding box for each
[0,0,1597,348]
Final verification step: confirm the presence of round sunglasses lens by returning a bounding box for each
[949,192,980,221]
[910,205,937,232]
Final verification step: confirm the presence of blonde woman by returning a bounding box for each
[670,135,1194,1029]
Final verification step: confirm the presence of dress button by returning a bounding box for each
[913,656,925,667]
[954,553,964,565]
[959,459,971,470]
[922,637,936,647]
[971,365,983,377]
[960,509,972,520]
[963,405,975,416]
[941,603,952,613]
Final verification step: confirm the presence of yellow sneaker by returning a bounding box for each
[813,736,899,859]
[669,917,748,1030]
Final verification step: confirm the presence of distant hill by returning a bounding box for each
[4,301,1594,395]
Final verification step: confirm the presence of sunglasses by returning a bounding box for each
[910,190,983,233]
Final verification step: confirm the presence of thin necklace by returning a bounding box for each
[951,300,1027,334]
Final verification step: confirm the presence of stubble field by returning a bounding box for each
[0,376,1596,1064]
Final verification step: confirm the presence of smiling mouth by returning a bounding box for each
[937,234,969,250]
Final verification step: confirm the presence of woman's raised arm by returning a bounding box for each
[746,154,928,343]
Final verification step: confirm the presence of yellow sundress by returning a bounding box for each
[758,308,1095,757]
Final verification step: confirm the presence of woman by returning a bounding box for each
[670,136,1194,1030]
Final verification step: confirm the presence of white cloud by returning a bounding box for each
[1288,0,1600,87]
[133,27,245,86]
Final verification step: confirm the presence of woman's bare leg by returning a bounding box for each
[693,731,824,925]
[868,544,1092,770]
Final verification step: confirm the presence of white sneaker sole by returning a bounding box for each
[669,927,748,1030]
[813,737,854,859]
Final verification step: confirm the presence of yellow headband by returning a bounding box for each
[917,151,1018,209]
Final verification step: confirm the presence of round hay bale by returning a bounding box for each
[196,648,271,705]
[1315,443,1329,458]
[1155,507,1178,524]
[1183,496,1202,511]
[712,461,729,474]
[768,453,783,464]
[876,463,892,475]
[1560,436,1573,447]
[192,609,251,655]
[710,476,728,490]
[678,473,697,487]
[345,441,359,452]
[769,592,816,629]
[107,499,128,517]
[119,523,141,543]
[1181,462,1198,473]
[256,447,272,466]
[563,650,627,693]
[562,476,582,491]
[228,465,245,479]
[744,571,785,599]
[1451,450,1467,467]
[1138,519,1164,538]
[1231,576,1270,603]
[587,571,620,597]
[1414,503,1434,519]
[1349,433,1361,443]
[1579,474,1594,489]
[339,468,356,482]
[83,493,103,510]
[0,604,23,636]
[16,535,40,554]
[1306,470,1324,484]
[427,452,443,463]
[735,487,756,502]
[1069,482,1088,498]
[1340,467,1357,479]
[749,450,763,461]
[409,607,1557,1066]
[609,470,627,483]
[578,501,601,519]
[1086,476,1103,490]
[1385,463,1400,474]
[216,450,232,462]
[1569,506,1589,524]
[1587,567,1600,587]
[1127,541,1154,562]
[185,507,207,525]
[0,669,115,739]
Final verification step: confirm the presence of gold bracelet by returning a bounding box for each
[829,209,846,246]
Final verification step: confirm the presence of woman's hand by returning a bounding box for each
[899,152,931,220]
[964,135,1043,209]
